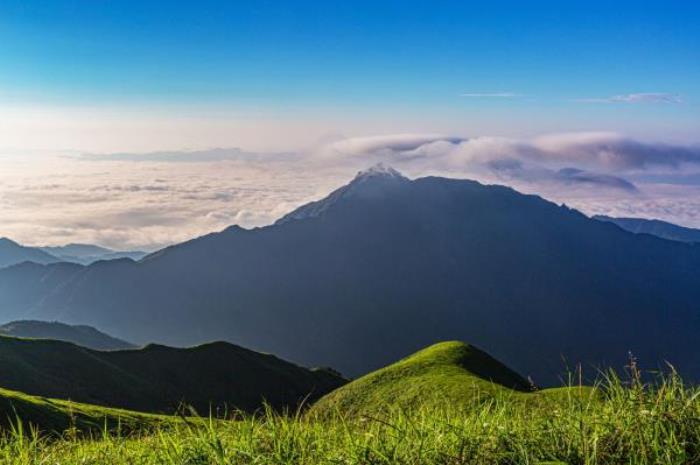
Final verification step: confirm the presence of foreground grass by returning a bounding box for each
[1,372,698,464]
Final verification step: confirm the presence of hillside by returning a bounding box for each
[0,387,165,433]
[0,238,59,269]
[0,320,135,350]
[0,336,345,414]
[311,341,533,417]
[594,215,700,243]
[1,167,699,384]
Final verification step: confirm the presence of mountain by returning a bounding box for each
[310,341,532,417]
[0,166,699,384]
[0,320,135,350]
[594,215,700,243]
[39,243,147,265]
[0,238,59,269]
[0,238,146,269]
[0,336,345,414]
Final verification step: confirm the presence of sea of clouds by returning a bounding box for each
[1,131,699,250]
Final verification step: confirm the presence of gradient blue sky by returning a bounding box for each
[1,0,699,150]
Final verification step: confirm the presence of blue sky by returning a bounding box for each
[1,0,698,148]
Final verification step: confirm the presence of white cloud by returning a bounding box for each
[576,93,682,104]
[321,134,463,157]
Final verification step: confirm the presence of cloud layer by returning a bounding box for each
[1,132,700,250]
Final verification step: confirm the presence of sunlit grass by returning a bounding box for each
[0,369,697,464]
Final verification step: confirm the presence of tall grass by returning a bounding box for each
[1,371,698,464]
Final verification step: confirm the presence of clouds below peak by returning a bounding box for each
[80,147,295,163]
[2,131,700,249]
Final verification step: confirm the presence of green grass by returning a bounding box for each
[0,340,697,463]
[0,371,697,464]
[310,341,595,418]
[0,387,167,434]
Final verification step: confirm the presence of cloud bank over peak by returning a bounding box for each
[320,134,464,158]
[322,132,700,179]
[2,131,700,249]
[313,132,700,223]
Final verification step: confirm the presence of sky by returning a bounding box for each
[0,1,699,249]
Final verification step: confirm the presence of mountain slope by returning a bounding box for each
[594,215,700,243]
[0,320,135,350]
[0,336,345,414]
[310,341,532,417]
[0,387,166,433]
[0,167,699,384]
[0,238,59,269]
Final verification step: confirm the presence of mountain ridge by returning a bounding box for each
[0,168,699,384]
[0,335,346,414]
[594,215,700,243]
[0,320,135,350]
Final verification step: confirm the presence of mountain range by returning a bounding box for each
[0,166,698,385]
[0,239,146,269]
[38,243,147,265]
[0,320,135,350]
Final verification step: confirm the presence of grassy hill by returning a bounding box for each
[0,342,696,464]
[0,387,165,434]
[0,320,135,350]
[0,336,345,415]
[311,341,590,418]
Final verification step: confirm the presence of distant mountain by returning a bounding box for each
[0,166,699,385]
[0,239,147,268]
[39,243,147,265]
[0,320,135,350]
[594,215,700,243]
[0,336,345,414]
[310,341,533,418]
[0,237,59,269]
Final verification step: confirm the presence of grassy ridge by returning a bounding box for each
[0,336,345,414]
[0,387,165,434]
[0,341,697,463]
[1,373,697,464]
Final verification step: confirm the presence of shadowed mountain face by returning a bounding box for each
[594,215,700,244]
[0,320,135,350]
[0,238,59,269]
[0,167,699,385]
[0,336,345,414]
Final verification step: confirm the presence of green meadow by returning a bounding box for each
[1,341,698,464]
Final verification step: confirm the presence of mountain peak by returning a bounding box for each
[275,164,409,225]
[353,163,407,182]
